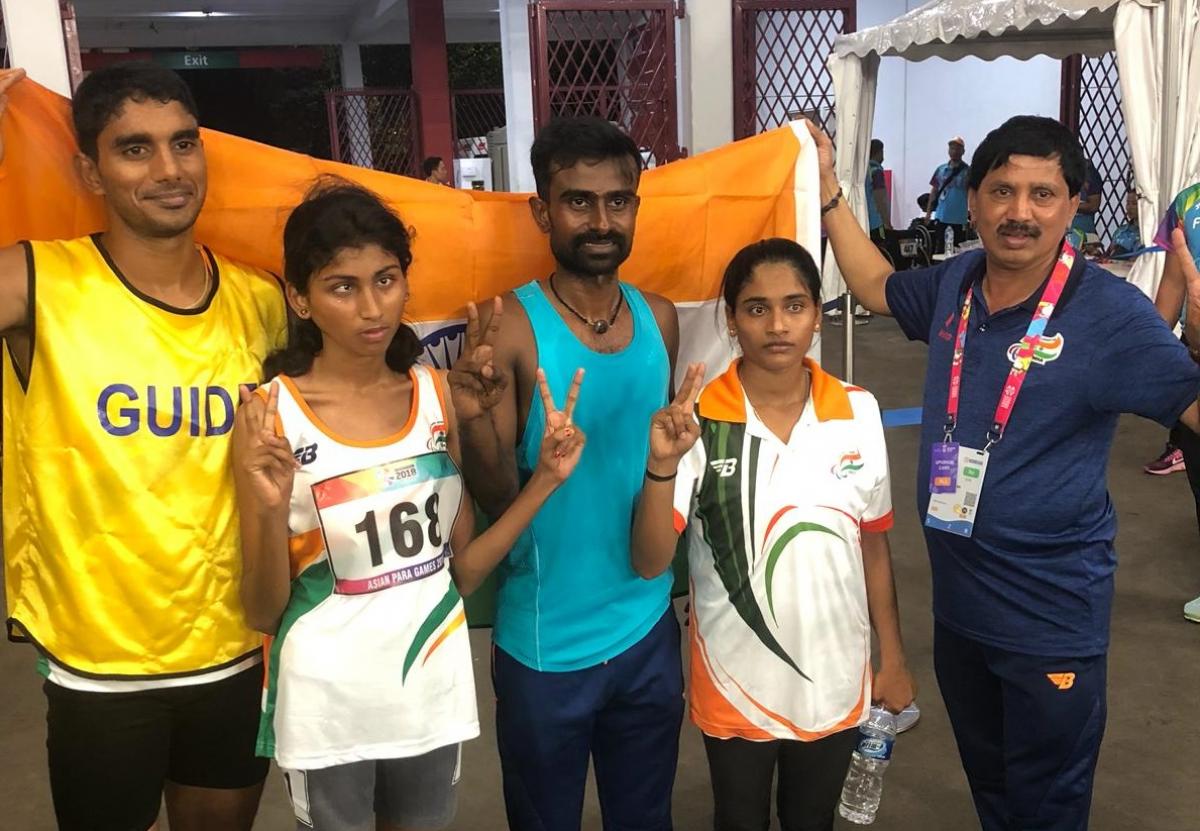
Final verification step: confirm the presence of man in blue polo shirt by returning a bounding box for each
[809,115,1200,829]
[924,135,970,232]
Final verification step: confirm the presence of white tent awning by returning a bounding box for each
[833,0,1123,61]
[822,0,1200,383]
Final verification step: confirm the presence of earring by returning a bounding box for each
[298,308,310,318]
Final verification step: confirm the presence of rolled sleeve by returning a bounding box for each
[859,396,894,533]
[885,264,947,344]
[1153,201,1179,251]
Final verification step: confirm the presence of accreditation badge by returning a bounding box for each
[925,445,989,538]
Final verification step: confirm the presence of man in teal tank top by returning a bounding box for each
[451,117,683,830]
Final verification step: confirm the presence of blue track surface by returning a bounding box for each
[882,407,922,428]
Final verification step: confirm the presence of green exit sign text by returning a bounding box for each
[155,52,239,70]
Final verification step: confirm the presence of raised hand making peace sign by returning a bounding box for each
[534,367,586,483]
[233,381,299,513]
[647,362,705,475]
[449,296,507,421]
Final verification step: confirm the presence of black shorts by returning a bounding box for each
[44,664,269,831]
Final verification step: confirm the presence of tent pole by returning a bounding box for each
[842,292,854,383]
[1159,0,1179,207]
[0,0,72,97]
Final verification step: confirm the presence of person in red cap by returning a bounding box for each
[925,136,971,234]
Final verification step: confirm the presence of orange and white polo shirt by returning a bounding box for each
[673,357,894,742]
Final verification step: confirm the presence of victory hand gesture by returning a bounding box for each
[535,367,586,483]
[647,362,705,473]
[449,296,508,421]
[233,382,298,513]
[0,68,27,166]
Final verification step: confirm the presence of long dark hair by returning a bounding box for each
[263,179,421,380]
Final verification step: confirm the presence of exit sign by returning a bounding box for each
[156,51,239,70]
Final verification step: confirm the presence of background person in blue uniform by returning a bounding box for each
[924,135,970,231]
[1106,190,1142,258]
[810,114,1200,830]
[450,117,683,831]
[1070,159,1103,240]
[866,139,890,240]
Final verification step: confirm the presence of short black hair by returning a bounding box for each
[721,238,822,312]
[870,138,884,156]
[422,156,444,177]
[72,62,199,160]
[530,117,643,199]
[967,115,1085,196]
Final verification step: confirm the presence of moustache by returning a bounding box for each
[997,221,1041,238]
[573,232,626,248]
[144,187,195,199]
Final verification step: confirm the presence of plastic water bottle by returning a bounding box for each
[838,706,897,824]
[943,224,955,257]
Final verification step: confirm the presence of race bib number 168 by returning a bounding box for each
[311,453,462,595]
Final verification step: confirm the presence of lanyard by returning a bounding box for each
[944,242,1076,450]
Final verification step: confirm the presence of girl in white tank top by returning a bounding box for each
[232,182,585,831]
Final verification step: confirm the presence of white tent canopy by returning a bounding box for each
[836,0,1121,61]
[824,0,1200,369]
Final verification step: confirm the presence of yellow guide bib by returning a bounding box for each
[3,235,287,678]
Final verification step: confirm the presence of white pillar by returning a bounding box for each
[1,0,71,97]
[683,1,733,155]
[498,0,536,193]
[339,42,375,169]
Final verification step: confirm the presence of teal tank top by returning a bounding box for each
[494,280,672,671]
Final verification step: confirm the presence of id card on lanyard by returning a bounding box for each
[925,242,1075,537]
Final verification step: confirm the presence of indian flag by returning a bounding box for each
[0,80,823,383]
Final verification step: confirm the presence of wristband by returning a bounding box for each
[820,187,844,217]
[645,468,677,483]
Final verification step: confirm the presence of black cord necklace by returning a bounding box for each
[549,274,623,335]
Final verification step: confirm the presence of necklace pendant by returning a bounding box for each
[592,320,609,335]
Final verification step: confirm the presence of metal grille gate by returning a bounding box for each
[732,0,855,140]
[1061,53,1132,244]
[528,0,685,166]
[451,88,506,158]
[326,88,420,176]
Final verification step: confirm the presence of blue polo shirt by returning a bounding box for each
[931,162,969,225]
[866,160,887,231]
[886,248,1200,655]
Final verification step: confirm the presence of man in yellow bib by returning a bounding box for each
[0,64,285,831]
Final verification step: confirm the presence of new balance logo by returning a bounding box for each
[709,458,738,478]
[1046,672,1076,691]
